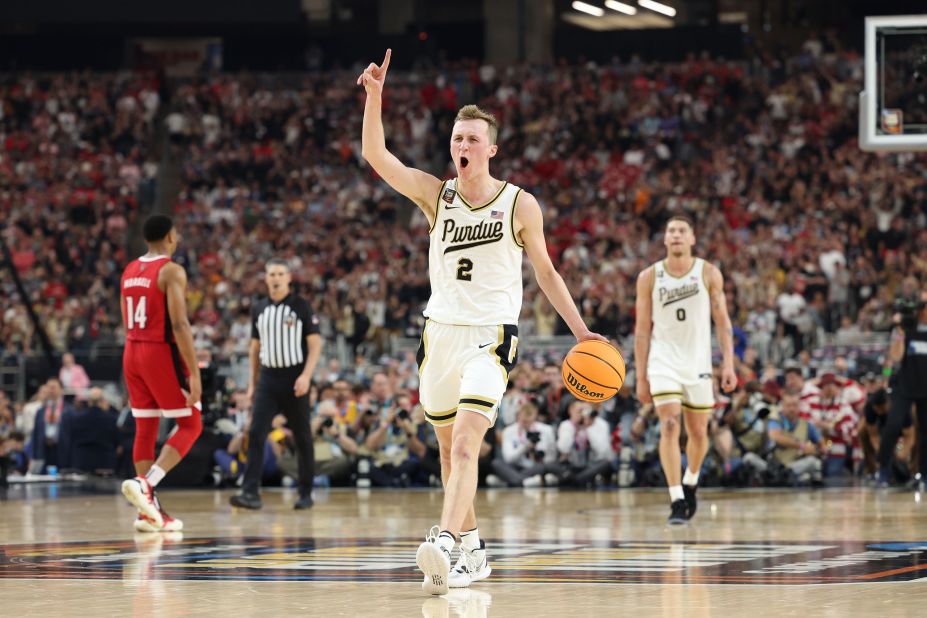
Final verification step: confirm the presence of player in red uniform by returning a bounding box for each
[120,215,202,532]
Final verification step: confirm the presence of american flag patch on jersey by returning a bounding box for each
[491,210,503,220]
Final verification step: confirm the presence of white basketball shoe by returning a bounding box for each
[122,476,163,528]
[417,525,452,596]
[448,539,491,588]
[134,511,183,533]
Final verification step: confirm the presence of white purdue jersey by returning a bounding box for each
[647,258,713,383]
[424,178,524,326]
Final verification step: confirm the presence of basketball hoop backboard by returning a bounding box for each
[860,15,927,151]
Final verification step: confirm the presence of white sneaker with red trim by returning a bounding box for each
[134,510,183,533]
[121,476,163,528]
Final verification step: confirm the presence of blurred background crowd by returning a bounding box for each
[2,35,925,490]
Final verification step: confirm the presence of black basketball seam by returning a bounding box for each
[574,344,625,371]
[564,359,618,390]
[570,350,625,381]
[576,343,626,372]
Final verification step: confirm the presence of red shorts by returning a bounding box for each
[123,340,201,418]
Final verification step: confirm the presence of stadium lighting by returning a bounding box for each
[638,0,676,17]
[572,1,605,17]
[605,1,637,15]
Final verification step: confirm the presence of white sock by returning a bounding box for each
[683,468,700,487]
[669,485,685,502]
[461,528,480,552]
[437,531,456,555]
[145,465,166,488]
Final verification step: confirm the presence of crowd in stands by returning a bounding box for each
[1,72,161,357]
[2,41,926,488]
[2,351,906,490]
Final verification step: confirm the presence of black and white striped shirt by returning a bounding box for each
[251,294,320,369]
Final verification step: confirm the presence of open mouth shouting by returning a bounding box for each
[460,156,469,169]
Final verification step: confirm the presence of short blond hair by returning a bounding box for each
[517,401,538,420]
[454,104,499,144]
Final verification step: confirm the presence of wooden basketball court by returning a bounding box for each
[1,485,926,616]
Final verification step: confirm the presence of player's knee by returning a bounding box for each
[688,424,708,442]
[660,415,680,435]
[166,413,202,458]
[439,444,452,470]
[185,412,203,437]
[450,434,477,464]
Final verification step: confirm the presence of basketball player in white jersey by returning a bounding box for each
[358,50,607,594]
[634,216,737,525]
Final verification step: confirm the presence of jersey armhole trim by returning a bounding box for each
[511,188,525,248]
[701,259,711,294]
[648,265,655,298]
[429,180,447,234]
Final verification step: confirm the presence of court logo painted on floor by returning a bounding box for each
[1,537,926,584]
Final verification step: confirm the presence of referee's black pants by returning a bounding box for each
[243,367,315,496]
[877,392,927,478]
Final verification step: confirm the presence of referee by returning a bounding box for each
[230,259,322,510]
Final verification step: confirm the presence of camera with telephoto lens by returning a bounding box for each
[752,401,773,421]
[317,416,335,436]
[740,381,773,421]
[391,408,410,428]
[525,430,544,460]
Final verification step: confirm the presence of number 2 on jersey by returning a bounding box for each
[456,258,473,282]
[126,296,148,329]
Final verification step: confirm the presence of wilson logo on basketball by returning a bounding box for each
[561,340,624,403]
[566,372,604,399]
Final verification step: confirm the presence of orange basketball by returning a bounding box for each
[561,340,625,403]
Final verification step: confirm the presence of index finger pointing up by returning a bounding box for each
[380,48,392,74]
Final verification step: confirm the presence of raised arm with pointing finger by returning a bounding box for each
[358,49,444,227]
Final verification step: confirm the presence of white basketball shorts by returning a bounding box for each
[649,373,715,412]
[416,320,518,427]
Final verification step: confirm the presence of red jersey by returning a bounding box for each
[121,255,174,343]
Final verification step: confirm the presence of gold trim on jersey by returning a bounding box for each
[661,257,699,280]
[682,402,714,411]
[701,259,710,294]
[510,188,524,248]
[429,181,447,234]
[457,181,508,212]
[458,394,497,413]
[418,320,432,379]
[490,324,508,383]
[652,391,684,399]
[425,407,457,427]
